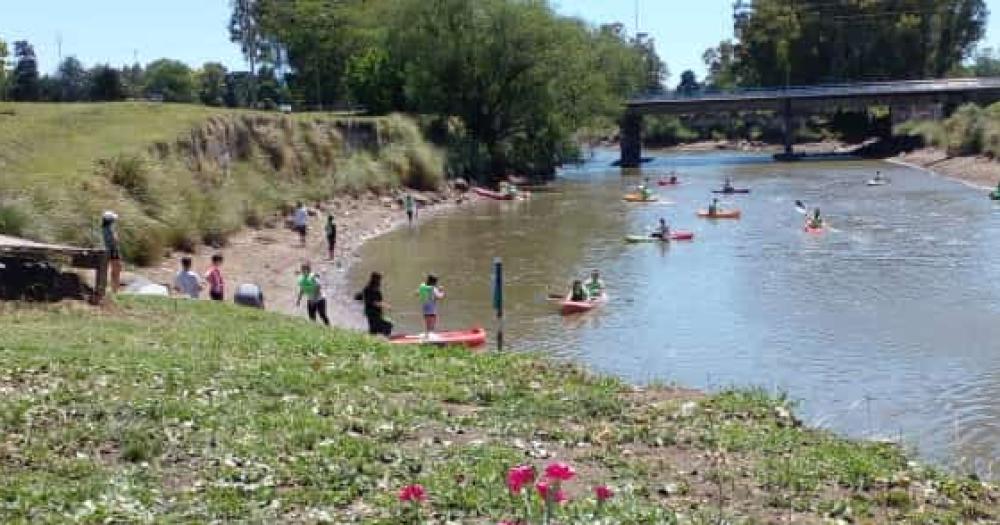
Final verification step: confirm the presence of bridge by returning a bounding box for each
[620,77,1000,166]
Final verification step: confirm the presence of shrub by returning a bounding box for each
[0,199,30,236]
[100,154,152,204]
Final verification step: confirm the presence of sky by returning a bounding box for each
[3,0,1000,81]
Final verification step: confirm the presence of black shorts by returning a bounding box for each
[294,225,307,236]
[210,290,224,301]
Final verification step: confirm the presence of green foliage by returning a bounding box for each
[0,198,29,236]
[144,59,196,102]
[897,102,1000,157]
[10,40,39,101]
[198,62,228,106]
[708,0,987,87]
[55,56,88,102]
[0,38,8,99]
[644,115,698,146]
[88,65,126,101]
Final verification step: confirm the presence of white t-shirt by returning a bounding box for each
[293,207,308,227]
[174,270,202,299]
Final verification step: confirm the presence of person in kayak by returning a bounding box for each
[669,174,678,184]
[585,270,605,298]
[723,177,734,192]
[296,262,329,326]
[356,272,392,336]
[873,171,883,182]
[651,218,671,240]
[324,215,337,260]
[807,208,824,229]
[418,274,445,335]
[708,198,720,217]
[568,280,590,302]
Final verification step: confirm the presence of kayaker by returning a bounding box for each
[708,198,720,217]
[585,270,605,298]
[808,209,824,229]
[874,171,883,182]
[669,175,678,184]
[100,211,122,293]
[652,218,670,240]
[568,280,590,302]
[723,177,734,192]
[296,262,329,326]
[324,215,337,260]
[418,274,445,336]
[355,272,392,336]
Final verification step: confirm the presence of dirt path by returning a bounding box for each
[140,190,469,328]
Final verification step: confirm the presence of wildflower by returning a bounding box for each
[543,462,576,482]
[535,481,567,504]
[594,485,614,502]
[398,484,427,503]
[507,464,536,494]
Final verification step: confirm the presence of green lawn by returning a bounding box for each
[0,298,995,523]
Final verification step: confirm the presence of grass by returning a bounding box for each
[0,298,996,523]
[0,102,443,263]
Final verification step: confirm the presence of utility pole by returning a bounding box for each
[634,0,640,37]
[56,33,62,62]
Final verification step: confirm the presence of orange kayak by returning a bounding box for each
[473,187,514,201]
[623,193,658,202]
[804,224,825,234]
[559,294,608,315]
[697,209,741,219]
[389,328,487,349]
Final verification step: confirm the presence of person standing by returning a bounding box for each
[404,193,416,226]
[324,215,337,260]
[418,274,445,336]
[173,256,203,299]
[205,254,225,301]
[292,202,308,247]
[355,271,392,336]
[101,211,122,292]
[296,262,329,325]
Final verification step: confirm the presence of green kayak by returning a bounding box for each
[991,191,1000,201]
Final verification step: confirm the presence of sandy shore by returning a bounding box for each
[139,189,469,328]
[893,147,1000,190]
[646,139,854,154]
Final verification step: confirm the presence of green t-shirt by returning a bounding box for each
[298,273,321,300]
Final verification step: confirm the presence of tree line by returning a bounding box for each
[0,38,285,107]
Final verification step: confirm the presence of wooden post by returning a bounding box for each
[93,254,108,305]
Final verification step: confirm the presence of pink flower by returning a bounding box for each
[535,481,567,504]
[544,462,576,482]
[398,484,427,503]
[594,485,614,502]
[507,464,536,494]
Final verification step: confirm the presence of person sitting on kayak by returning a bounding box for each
[585,270,605,298]
[568,280,590,302]
[873,171,883,182]
[808,208,824,229]
[669,175,678,184]
[723,177,734,192]
[638,178,653,200]
[418,274,445,336]
[708,198,720,217]
[652,218,671,240]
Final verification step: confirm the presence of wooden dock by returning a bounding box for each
[0,234,107,303]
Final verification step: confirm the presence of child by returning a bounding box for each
[568,280,589,302]
[173,256,203,299]
[292,202,308,246]
[205,254,225,301]
[101,211,122,292]
[296,262,329,325]
[418,274,445,336]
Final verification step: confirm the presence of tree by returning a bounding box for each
[198,62,228,106]
[144,59,195,102]
[121,62,144,99]
[89,65,125,101]
[230,0,265,106]
[55,56,88,101]
[676,70,700,97]
[10,40,40,101]
[635,35,668,94]
[703,40,741,90]
[0,38,9,100]
[972,47,1000,77]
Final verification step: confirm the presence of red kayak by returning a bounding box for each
[472,187,514,201]
[804,224,825,234]
[559,293,608,315]
[657,179,679,186]
[389,328,487,349]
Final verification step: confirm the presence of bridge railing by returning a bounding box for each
[630,77,1000,104]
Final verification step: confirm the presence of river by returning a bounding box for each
[349,149,1000,476]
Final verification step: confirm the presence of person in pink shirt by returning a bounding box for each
[205,254,225,301]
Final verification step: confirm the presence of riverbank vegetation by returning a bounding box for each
[0,297,996,523]
[897,102,1000,157]
[0,102,442,264]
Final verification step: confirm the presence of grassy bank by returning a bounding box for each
[0,103,442,264]
[0,298,995,523]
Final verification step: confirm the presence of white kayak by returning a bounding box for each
[867,179,889,187]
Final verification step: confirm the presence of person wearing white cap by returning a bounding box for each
[101,211,122,292]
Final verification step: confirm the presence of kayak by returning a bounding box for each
[697,209,741,219]
[560,293,608,315]
[804,224,825,234]
[712,188,751,194]
[625,232,695,243]
[867,179,889,187]
[656,179,679,186]
[990,191,1000,201]
[473,187,515,201]
[389,328,487,349]
[623,193,658,202]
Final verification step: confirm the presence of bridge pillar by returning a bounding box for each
[620,111,642,168]
[781,98,794,156]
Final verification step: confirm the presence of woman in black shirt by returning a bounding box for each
[355,272,392,336]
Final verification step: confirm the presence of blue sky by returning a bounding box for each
[3,0,1000,81]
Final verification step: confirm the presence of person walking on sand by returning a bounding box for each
[173,256,203,299]
[404,193,416,226]
[292,202,309,247]
[205,254,225,301]
[101,211,122,292]
[324,215,337,260]
[296,262,330,325]
[355,271,392,336]
[418,274,445,337]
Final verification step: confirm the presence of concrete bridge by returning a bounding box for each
[620,77,1000,166]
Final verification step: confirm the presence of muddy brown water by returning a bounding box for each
[349,150,1000,476]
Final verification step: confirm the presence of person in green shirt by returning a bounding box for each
[296,262,329,325]
[418,274,445,336]
[567,279,590,302]
[585,270,605,298]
